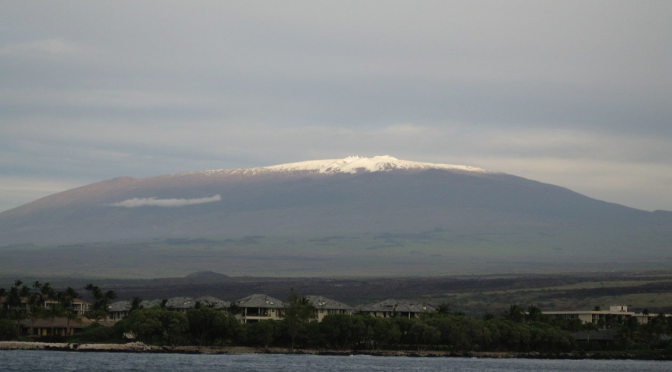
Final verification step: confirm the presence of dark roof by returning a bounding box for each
[358,299,434,313]
[235,294,284,308]
[305,295,353,311]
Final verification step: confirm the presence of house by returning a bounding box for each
[305,295,354,321]
[233,294,284,323]
[358,299,434,318]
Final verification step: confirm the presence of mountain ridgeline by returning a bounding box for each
[1,156,670,277]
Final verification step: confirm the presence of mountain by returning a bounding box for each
[1,155,671,277]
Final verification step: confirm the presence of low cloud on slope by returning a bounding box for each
[108,195,221,208]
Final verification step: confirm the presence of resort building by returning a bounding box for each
[305,295,354,321]
[542,306,669,327]
[357,299,434,318]
[233,294,284,323]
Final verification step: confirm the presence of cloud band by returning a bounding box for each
[108,195,221,208]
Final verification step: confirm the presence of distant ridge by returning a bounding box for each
[184,271,229,279]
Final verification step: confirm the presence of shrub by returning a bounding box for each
[0,319,18,341]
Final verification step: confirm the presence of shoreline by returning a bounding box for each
[1,342,671,360]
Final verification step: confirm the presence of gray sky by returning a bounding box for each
[1,0,671,212]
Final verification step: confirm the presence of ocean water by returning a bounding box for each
[0,351,670,372]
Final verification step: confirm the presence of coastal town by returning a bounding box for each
[3,281,672,355]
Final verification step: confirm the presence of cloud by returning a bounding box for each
[108,195,221,208]
[0,39,91,61]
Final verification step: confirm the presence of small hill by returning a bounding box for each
[184,271,229,279]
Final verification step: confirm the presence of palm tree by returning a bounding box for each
[129,297,144,313]
[6,280,31,334]
[45,303,64,337]
[581,322,599,342]
[26,292,45,337]
[58,287,79,336]
[85,284,116,319]
[617,316,640,344]
[525,305,544,323]
[502,304,525,323]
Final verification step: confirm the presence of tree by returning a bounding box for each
[409,320,440,351]
[0,319,18,341]
[436,303,451,315]
[246,319,279,348]
[5,280,31,334]
[227,302,243,316]
[45,302,64,337]
[581,322,599,342]
[525,305,544,323]
[120,307,188,345]
[482,312,495,321]
[58,287,80,336]
[187,307,228,346]
[363,317,400,350]
[26,291,45,337]
[284,289,316,348]
[502,304,525,323]
[85,284,116,319]
[617,316,640,344]
[320,314,366,350]
[129,297,144,313]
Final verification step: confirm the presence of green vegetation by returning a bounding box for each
[61,307,580,353]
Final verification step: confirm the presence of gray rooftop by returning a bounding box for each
[196,296,230,309]
[109,297,228,312]
[305,295,353,311]
[358,299,434,313]
[141,299,163,309]
[234,294,284,308]
[109,300,131,312]
[165,297,196,310]
[108,299,167,312]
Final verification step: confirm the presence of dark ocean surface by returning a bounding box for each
[0,351,670,372]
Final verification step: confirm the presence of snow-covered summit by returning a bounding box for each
[262,155,490,174]
[195,156,492,176]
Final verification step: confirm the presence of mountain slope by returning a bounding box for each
[0,155,670,277]
[0,155,668,245]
